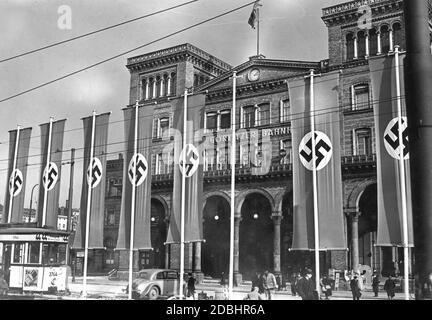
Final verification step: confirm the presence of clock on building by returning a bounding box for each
[247,68,260,82]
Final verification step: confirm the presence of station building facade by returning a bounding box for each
[96,0,413,282]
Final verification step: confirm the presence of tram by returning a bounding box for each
[0,223,70,293]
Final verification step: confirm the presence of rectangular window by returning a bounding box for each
[259,103,270,126]
[13,243,24,263]
[206,112,218,130]
[240,144,250,167]
[160,118,170,139]
[280,99,290,123]
[220,110,231,129]
[280,140,293,164]
[352,84,370,110]
[243,106,255,128]
[354,128,372,155]
[106,210,116,226]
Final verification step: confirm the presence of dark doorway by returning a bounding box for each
[149,199,167,269]
[202,196,230,278]
[239,193,273,280]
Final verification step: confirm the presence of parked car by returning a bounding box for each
[126,269,186,300]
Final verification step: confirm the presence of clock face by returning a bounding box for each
[248,69,260,81]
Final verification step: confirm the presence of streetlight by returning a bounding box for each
[29,184,39,223]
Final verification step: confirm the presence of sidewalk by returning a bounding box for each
[57,276,411,300]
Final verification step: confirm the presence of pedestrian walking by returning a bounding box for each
[0,271,9,297]
[372,270,380,297]
[187,273,196,300]
[220,272,226,286]
[276,274,281,291]
[262,270,277,300]
[384,275,396,300]
[290,272,298,296]
[296,269,316,300]
[349,272,363,300]
[320,274,332,300]
[243,286,264,300]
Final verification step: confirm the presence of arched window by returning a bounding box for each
[346,33,355,61]
[170,73,177,96]
[358,31,367,58]
[380,25,390,53]
[156,76,161,98]
[220,110,231,129]
[149,77,155,99]
[369,28,378,56]
[163,74,169,96]
[393,22,403,50]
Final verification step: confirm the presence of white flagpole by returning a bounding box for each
[128,101,139,300]
[228,71,239,300]
[180,90,188,299]
[394,46,410,300]
[7,125,21,223]
[42,117,54,227]
[83,111,96,298]
[308,69,321,296]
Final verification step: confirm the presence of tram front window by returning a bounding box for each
[27,243,40,264]
[13,243,24,263]
[42,243,67,265]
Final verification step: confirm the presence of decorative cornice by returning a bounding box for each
[126,43,232,74]
[322,0,403,27]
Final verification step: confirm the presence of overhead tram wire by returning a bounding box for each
[0,0,198,64]
[0,93,406,166]
[0,1,258,104]
[0,94,407,166]
[0,106,407,172]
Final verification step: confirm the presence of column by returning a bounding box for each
[389,28,394,52]
[345,208,361,272]
[167,76,172,96]
[138,79,142,101]
[165,244,170,269]
[152,79,157,98]
[272,212,283,276]
[377,31,382,55]
[234,215,242,285]
[160,78,165,97]
[354,36,358,59]
[145,80,149,100]
[365,31,370,57]
[193,242,204,284]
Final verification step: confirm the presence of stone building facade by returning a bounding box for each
[98,0,416,282]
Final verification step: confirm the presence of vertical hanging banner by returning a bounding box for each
[37,119,66,228]
[166,93,206,244]
[72,112,110,249]
[116,104,154,250]
[288,72,346,250]
[369,54,414,247]
[3,127,32,224]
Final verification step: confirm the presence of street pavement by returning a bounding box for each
[1,276,412,300]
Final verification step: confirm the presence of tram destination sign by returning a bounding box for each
[0,233,69,243]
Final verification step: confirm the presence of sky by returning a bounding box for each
[0,0,344,209]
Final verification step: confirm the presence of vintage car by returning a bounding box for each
[126,269,186,300]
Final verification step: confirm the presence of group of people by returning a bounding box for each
[247,270,278,300]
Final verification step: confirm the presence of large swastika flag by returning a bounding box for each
[370,54,414,247]
[288,72,346,251]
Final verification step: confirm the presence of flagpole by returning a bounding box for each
[42,117,54,227]
[308,69,321,296]
[82,111,96,298]
[180,90,188,299]
[394,46,410,300]
[256,5,260,56]
[128,101,139,300]
[7,125,21,223]
[228,71,239,300]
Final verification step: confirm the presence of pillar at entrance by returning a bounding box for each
[193,242,204,284]
[116,250,140,280]
[345,208,361,272]
[165,244,170,269]
[272,211,283,276]
[234,215,242,286]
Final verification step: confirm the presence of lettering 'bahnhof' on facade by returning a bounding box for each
[79,0,413,283]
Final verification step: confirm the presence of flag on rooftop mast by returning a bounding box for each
[248,0,262,56]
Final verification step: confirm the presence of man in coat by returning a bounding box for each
[296,269,316,300]
[372,270,380,297]
[384,275,396,300]
[262,270,277,300]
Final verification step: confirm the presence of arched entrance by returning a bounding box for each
[202,196,230,278]
[144,198,167,269]
[280,192,312,277]
[239,193,273,280]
